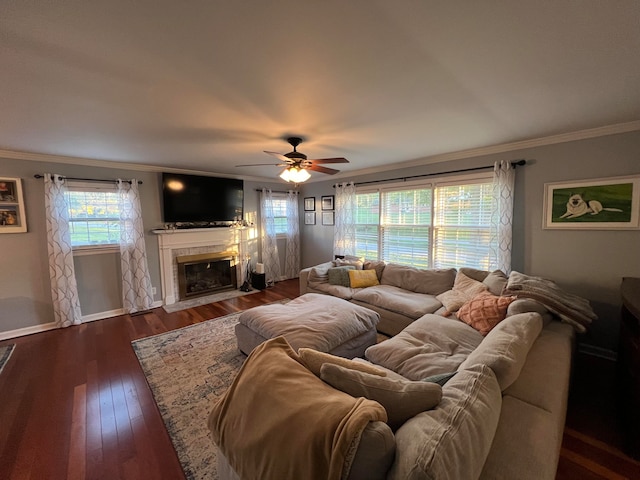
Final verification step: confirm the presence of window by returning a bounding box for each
[354,174,494,270]
[268,195,288,236]
[66,183,120,248]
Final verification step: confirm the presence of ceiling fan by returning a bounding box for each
[236,136,349,182]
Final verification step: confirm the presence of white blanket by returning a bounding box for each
[238,293,380,351]
[503,271,597,333]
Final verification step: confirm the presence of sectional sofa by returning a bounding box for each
[212,260,587,479]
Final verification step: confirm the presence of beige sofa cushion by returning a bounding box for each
[480,395,561,480]
[352,285,442,320]
[363,260,386,281]
[365,314,484,380]
[389,364,502,480]
[321,363,442,431]
[380,263,456,295]
[458,312,544,391]
[458,268,508,296]
[436,271,489,313]
[299,348,387,377]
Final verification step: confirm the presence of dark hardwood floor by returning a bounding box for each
[0,279,638,479]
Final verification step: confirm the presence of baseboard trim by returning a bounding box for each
[0,301,163,340]
[578,344,617,362]
[0,322,58,341]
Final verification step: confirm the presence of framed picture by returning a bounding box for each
[321,195,334,210]
[0,177,27,233]
[543,175,640,230]
[322,211,335,226]
[304,212,316,225]
[304,197,315,211]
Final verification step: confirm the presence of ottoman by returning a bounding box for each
[235,293,380,358]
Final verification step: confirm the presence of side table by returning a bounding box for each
[618,277,640,460]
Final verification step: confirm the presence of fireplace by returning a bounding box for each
[176,251,238,300]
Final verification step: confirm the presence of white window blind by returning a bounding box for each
[354,174,494,270]
[380,187,432,268]
[354,192,380,260]
[66,184,120,247]
[433,181,493,269]
[271,196,288,235]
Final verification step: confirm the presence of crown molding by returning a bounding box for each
[0,148,271,183]
[2,120,639,184]
[319,120,640,183]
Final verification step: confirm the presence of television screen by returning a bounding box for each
[162,173,244,224]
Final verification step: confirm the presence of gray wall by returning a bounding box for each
[1,131,638,352]
[298,131,640,353]
[0,160,287,334]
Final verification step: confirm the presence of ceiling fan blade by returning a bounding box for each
[236,163,282,167]
[308,165,340,175]
[264,151,292,163]
[308,157,349,164]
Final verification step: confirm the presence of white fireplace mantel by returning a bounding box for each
[153,228,248,305]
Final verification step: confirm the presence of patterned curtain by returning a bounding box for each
[284,190,300,279]
[260,188,281,284]
[117,179,154,314]
[489,161,516,273]
[43,174,83,328]
[333,182,357,257]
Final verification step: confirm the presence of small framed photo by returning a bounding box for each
[304,212,316,225]
[543,175,640,230]
[321,195,334,210]
[0,177,27,233]
[304,197,315,211]
[322,211,335,226]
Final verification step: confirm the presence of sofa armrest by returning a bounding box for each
[299,266,313,294]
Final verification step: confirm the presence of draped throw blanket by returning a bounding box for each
[503,271,597,333]
[208,337,387,480]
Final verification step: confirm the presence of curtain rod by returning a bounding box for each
[334,159,526,188]
[33,174,142,185]
[254,188,299,194]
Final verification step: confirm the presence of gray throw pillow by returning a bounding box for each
[321,363,442,430]
[327,266,356,287]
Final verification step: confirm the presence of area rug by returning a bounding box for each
[162,288,259,313]
[132,302,288,480]
[0,344,15,374]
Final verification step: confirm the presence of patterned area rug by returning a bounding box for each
[0,344,15,374]
[132,303,287,480]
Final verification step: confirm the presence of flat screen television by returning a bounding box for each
[161,173,244,224]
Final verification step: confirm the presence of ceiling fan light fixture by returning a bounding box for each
[279,166,310,183]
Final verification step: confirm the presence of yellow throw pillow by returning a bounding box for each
[299,348,387,377]
[348,269,380,288]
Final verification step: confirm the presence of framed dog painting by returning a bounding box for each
[543,175,640,229]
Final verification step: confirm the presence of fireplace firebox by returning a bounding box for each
[176,251,237,300]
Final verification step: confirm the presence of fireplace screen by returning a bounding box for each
[176,252,237,300]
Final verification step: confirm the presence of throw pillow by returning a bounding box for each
[457,293,517,335]
[348,269,380,288]
[436,272,489,313]
[334,258,364,270]
[299,348,387,378]
[363,260,386,281]
[482,270,508,296]
[422,371,458,386]
[327,266,356,287]
[320,363,442,430]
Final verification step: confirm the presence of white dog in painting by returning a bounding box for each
[560,193,623,219]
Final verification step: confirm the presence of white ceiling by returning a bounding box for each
[1,1,639,182]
